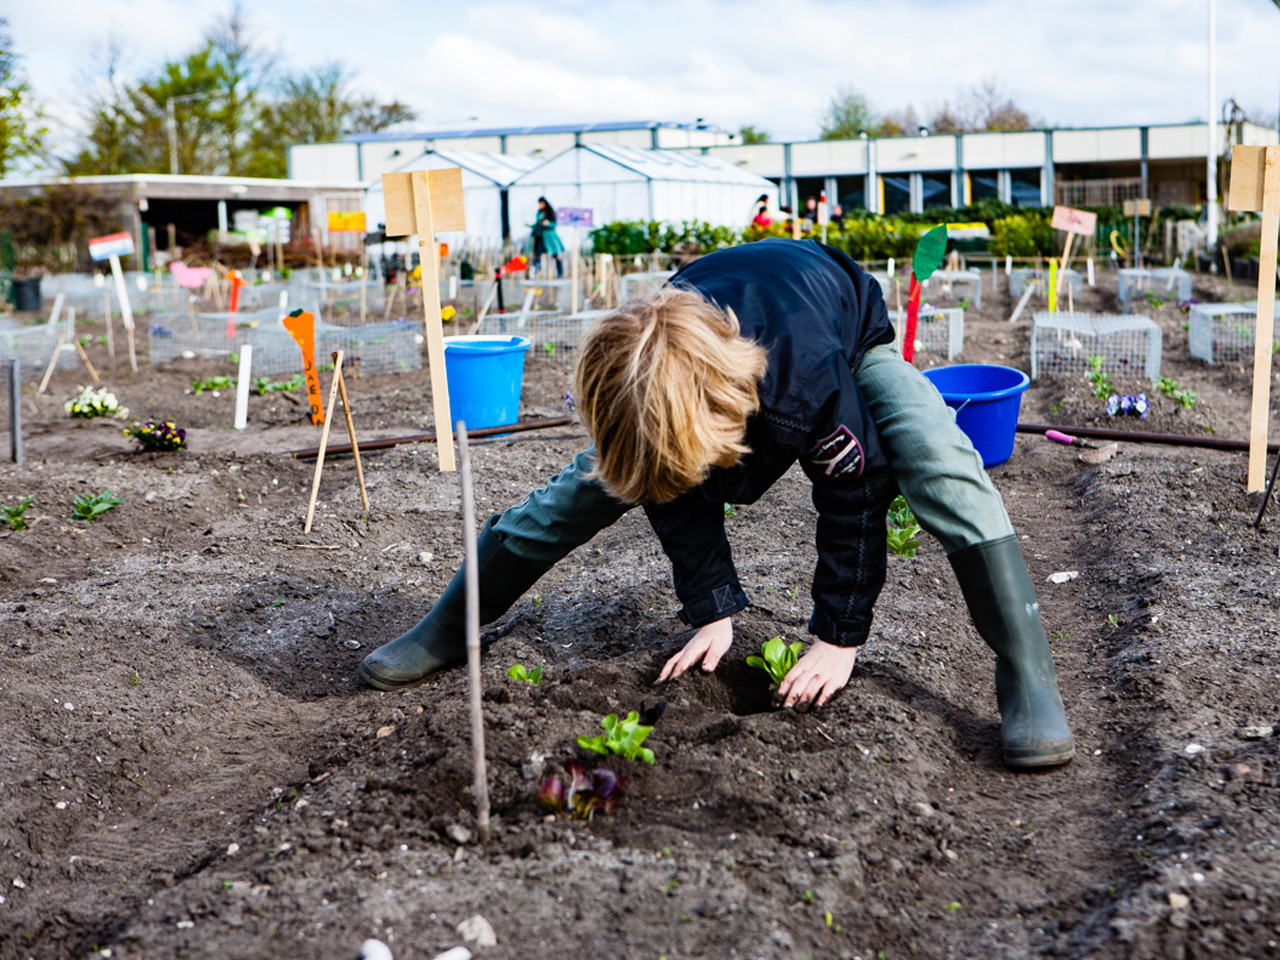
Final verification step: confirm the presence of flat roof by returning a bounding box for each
[343,120,723,144]
[0,173,366,191]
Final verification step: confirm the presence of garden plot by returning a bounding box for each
[0,268,1278,960]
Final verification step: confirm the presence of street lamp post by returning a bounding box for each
[1207,0,1218,247]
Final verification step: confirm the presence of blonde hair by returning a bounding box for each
[573,286,769,504]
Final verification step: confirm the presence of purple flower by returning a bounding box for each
[1134,393,1149,420]
[1106,395,1121,417]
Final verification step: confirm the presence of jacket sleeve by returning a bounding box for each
[643,489,749,627]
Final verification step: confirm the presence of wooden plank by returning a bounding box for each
[1247,149,1279,491]
[382,168,466,237]
[1227,144,1267,212]
[413,171,456,472]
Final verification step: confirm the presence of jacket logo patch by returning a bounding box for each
[807,425,864,478]
[713,585,736,613]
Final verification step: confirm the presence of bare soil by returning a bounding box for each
[1,269,1278,960]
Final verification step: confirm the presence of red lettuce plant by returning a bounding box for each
[539,761,624,820]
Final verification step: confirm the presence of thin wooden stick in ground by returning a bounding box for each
[332,352,370,510]
[38,332,66,395]
[303,349,347,534]
[73,339,99,383]
[458,422,491,838]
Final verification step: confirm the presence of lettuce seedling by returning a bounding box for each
[539,761,624,820]
[746,636,804,685]
[506,663,543,684]
[1,497,34,531]
[886,495,921,557]
[578,711,655,765]
[71,490,123,522]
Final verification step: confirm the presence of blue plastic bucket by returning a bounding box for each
[922,364,1030,468]
[442,335,532,431]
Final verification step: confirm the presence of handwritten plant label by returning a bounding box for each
[282,309,324,425]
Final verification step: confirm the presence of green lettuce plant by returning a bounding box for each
[746,636,804,685]
[578,711,656,765]
[507,663,543,684]
[71,490,122,522]
[887,495,921,557]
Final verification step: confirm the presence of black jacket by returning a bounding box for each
[644,239,897,647]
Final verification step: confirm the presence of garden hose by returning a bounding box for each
[1109,230,1129,258]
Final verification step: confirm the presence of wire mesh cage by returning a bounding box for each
[472,310,560,337]
[147,309,422,377]
[1009,268,1082,299]
[920,270,983,308]
[1187,301,1280,365]
[914,307,964,360]
[0,320,78,375]
[528,310,611,363]
[1117,268,1192,308]
[618,271,675,302]
[1030,312,1163,381]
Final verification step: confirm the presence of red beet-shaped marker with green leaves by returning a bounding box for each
[903,224,948,363]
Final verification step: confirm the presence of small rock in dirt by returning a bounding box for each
[344,640,362,650]
[358,939,394,960]
[1184,743,1205,756]
[445,824,473,846]
[911,802,936,818]
[12,878,25,889]
[430,948,471,960]
[226,843,239,856]
[786,768,801,782]
[418,551,433,566]
[63,702,74,711]
[375,725,395,739]
[887,858,905,874]
[1045,571,1079,584]
[456,914,496,948]
[39,577,57,585]
[1168,892,1190,911]
[1235,725,1274,741]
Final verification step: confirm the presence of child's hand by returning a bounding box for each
[777,639,858,709]
[657,617,733,682]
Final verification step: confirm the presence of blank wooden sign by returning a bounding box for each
[1226,144,1280,492]
[382,168,465,237]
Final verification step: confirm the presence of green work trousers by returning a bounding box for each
[492,342,1014,567]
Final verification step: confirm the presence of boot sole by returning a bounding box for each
[1003,744,1076,770]
[358,662,430,692]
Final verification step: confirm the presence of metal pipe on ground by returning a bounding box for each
[288,416,575,460]
[1016,423,1279,455]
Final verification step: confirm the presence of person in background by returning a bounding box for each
[530,197,565,278]
[750,193,773,227]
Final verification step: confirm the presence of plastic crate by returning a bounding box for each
[1030,312,1162,381]
[1187,301,1280,365]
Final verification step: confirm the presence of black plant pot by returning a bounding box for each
[12,276,42,312]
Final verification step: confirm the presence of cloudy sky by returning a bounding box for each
[9,0,1280,158]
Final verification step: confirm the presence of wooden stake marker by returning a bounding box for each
[1050,205,1097,311]
[382,167,466,472]
[301,350,370,532]
[458,421,490,839]
[1227,144,1280,492]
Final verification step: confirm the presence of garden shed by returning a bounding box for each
[364,149,542,247]
[506,145,777,232]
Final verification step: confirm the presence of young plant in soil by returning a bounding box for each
[1086,356,1113,399]
[887,495,921,557]
[1155,376,1198,410]
[124,419,187,452]
[254,374,305,396]
[1,497,34,531]
[71,490,123,523]
[65,386,128,420]
[747,636,804,685]
[578,710,658,764]
[539,760,624,820]
[507,663,543,684]
[190,376,233,396]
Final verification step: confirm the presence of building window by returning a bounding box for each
[1010,168,1042,208]
[836,175,865,212]
[921,171,951,210]
[968,170,1000,204]
[882,175,911,215]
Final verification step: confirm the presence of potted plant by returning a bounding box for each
[11,246,46,312]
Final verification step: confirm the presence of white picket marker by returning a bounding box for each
[449,274,458,299]
[234,345,253,430]
[1087,257,1095,286]
[277,290,289,321]
[1005,255,1013,275]
[887,257,895,278]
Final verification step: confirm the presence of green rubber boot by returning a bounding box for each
[949,536,1075,770]
[359,518,549,691]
